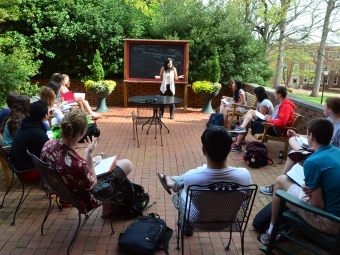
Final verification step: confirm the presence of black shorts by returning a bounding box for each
[251,120,280,137]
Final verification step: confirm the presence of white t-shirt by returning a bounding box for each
[180,164,252,201]
[257,99,274,117]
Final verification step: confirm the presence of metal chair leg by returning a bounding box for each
[0,173,17,209]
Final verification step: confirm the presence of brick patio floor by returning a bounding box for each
[0,107,329,255]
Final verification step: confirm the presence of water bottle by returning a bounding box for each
[278,151,284,164]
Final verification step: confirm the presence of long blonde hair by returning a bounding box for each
[39,87,55,107]
[62,74,70,87]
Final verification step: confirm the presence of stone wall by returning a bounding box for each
[33,79,323,134]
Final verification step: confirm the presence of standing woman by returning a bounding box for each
[155,58,184,119]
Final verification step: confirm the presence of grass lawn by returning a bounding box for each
[292,94,329,104]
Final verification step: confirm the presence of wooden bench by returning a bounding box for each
[260,189,340,255]
[253,112,302,160]
[223,92,257,130]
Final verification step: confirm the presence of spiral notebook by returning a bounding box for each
[95,156,117,177]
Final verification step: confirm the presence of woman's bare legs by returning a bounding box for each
[222,107,240,127]
[75,97,101,117]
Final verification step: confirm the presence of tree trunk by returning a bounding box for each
[310,0,334,97]
[273,21,287,88]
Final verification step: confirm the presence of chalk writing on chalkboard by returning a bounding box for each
[128,43,185,79]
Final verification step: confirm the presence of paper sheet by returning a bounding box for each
[94,155,117,176]
[286,163,305,186]
[295,136,309,149]
[255,110,265,120]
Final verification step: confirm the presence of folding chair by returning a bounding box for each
[27,151,123,255]
[173,182,258,255]
[0,145,43,226]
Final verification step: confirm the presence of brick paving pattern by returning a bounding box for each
[0,107,329,254]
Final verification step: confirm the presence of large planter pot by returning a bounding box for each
[90,89,112,112]
[200,89,220,114]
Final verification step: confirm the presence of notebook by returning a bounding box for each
[94,155,117,177]
[255,110,265,120]
[295,136,309,149]
[286,163,305,187]
[61,91,75,102]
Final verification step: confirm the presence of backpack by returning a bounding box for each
[243,141,273,168]
[78,123,100,143]
[118,213,173,255]
[206,113,224,127]
[119,178,155,217]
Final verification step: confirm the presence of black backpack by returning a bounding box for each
[78,123,100,143]
[119,179,155,217]
[118,213,173,255]
[243,141,273,168]
[206,113,224,127]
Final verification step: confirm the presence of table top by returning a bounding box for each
[128,95,183,105]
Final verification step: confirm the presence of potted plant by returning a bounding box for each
[192,49,221,113]
[84,49,116,112]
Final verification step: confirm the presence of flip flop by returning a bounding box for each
[157,173,172,195]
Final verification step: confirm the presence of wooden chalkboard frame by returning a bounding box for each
[123,39,190,108]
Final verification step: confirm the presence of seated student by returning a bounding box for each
[229,86,274,144]
[0,95,30,147]
[157,126,252,234]
[260,96,340,195]
[230,86,295,152]
[258,118,340,245]
[0,91,19,125]
[40,110,132,217]
[220,80,248,126]
[31,87,65,127]
[51,73,102,120]
[10,100,50,182]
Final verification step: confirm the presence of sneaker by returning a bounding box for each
[259,184,274,195]
[229,127,247,134]
[170,114,174,119]
[231,143,242,152]
[257,230,283,245]
[257,230,271,245]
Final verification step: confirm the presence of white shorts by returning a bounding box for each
[286,184,340,235]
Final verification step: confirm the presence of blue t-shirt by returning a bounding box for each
[304,145,340,217]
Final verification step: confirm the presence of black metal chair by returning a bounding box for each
[173,182,258,255]
[27,151,123,255]
[0,145,43,226]
[131,100,164,147]
[260,189,340,255]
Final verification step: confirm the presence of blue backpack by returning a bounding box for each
[206,113,224,127]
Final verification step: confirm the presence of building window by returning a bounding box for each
[293,63,300,71]
[328,52,333,60]
[313,51,317,58]
[337,52,340,59]
[309,76,314,83]
[334,77,338,85]
[303,77,308,84]
[324,76,329,85]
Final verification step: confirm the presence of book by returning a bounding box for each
[286,163,305,187]
[61,91,75,102]
[94,155,117,177]
[221,98,231,107]
[295,136,309,149]
[255,110,265,120]
[73,92,85,100]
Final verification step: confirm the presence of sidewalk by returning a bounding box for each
[0,107,328,254]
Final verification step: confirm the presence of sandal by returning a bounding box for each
[157,173,172,195]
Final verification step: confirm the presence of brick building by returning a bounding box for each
[270,43,340,90]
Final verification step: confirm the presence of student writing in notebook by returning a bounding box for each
[41,109,133,217]
[260,97,340,195]
[51,73,102,120]
[258,118,340,245]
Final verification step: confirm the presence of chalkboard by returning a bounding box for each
[124,40,189,82]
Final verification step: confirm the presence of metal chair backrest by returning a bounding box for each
[183,182,258,233]
[27,151,78,208]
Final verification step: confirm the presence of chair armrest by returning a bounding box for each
[261,122,296,131]
[276,189,340,223]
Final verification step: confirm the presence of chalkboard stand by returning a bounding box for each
[123,39,189,109]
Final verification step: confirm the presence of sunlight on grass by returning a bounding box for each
[292,94,328,104]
